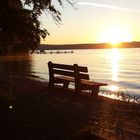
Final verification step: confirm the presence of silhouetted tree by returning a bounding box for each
[0,0,73,55]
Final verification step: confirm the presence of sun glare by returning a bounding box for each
[97,26,132,45]
[110,48,121,82]
[109,85,119,92]
[107,48,120,93]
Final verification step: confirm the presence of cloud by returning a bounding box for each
[77,2,140,13]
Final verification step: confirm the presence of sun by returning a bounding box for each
[97,26,133,45]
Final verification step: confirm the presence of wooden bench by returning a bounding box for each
[48,61,107,95]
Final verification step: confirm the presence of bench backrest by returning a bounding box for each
[48,61,89,80]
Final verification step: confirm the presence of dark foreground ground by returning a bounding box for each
[0,77,140,140]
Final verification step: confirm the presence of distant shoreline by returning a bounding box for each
[39,42,140,50]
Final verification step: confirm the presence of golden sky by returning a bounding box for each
[40,0,140,44]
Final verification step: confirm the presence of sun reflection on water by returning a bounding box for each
[108,48,121,94]
[109,85,119,92]
[110,48,121,82]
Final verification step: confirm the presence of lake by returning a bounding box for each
[0,48,140,98]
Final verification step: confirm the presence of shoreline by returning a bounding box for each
[40,42,140,50]
[0,76,140,139]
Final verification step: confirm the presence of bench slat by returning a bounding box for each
[79,73,89,80]
[53,69,75,77]
[53,69,89,79]
[81,80,108,86]
[55,76,74,82]
[52,63,88,72]
[56,76,107,86]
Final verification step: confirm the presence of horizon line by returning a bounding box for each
[41,41,139,45]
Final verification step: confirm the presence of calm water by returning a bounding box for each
[0,48,140,97]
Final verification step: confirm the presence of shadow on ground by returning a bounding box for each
[0,77,140,140]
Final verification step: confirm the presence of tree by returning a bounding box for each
[0,0,73,55]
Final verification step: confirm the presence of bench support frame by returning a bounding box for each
[48,61,107,95]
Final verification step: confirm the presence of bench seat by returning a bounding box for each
[55,76,107,86]
[55,76,107,94]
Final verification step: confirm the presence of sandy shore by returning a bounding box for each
[0,76,140,140]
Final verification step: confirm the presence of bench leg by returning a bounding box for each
[63,81,70,89]
[75,88,81,94]
[91,86,99,96]
[75,84,81,94]
[49,81,54,88]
